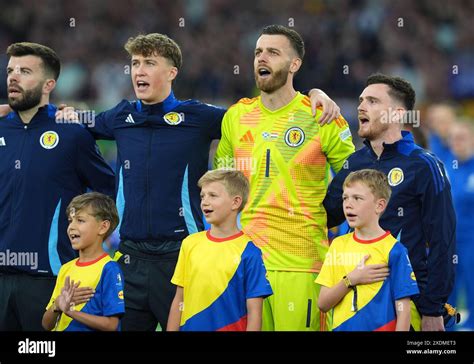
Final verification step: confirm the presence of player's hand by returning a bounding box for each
[308,88,341,125]
[72,286,95,305]
[421,315,445,331]
[0,104,12,117]
[57,276,78,313]
[62,274,94,305]
[55,104,79,123]
[347,254,389,285]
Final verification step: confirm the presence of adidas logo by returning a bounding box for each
[239,130,254,143]
[0,137,5,146]
[125,114,135,124]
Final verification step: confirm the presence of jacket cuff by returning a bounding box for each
[415,295,445,316]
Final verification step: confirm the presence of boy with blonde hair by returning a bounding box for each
[42,192,125,331]
[167,169,272,331]
[317,169,419,331]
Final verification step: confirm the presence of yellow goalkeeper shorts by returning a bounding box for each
[262,270,332,331]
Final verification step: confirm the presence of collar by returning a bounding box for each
[135,90,181,114]
[258,91,302,115]
[7,104,57,125]
[206,230,244,242]
[363,130,415,158]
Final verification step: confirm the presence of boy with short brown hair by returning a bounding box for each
[42,192,124,331]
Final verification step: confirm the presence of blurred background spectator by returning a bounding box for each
[1,0,473,121]
[445,121,474,330]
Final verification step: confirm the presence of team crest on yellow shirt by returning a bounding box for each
[163,112,183,125]
[388,167,404,186]
[39,131,59,149]
[284,127,305,147]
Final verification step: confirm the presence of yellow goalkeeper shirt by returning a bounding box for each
[215,92,354,272]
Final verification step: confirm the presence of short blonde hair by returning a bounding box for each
[343,169,391,202]
[198,169,249,212]
[66,192,119,240]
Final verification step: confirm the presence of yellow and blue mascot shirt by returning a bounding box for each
[317,231,419,331]
[172,231,273,331]
[46,253,125,331]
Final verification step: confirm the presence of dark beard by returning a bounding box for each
[255,64,290,93]
[8,83,43,112]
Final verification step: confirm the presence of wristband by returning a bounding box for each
[343,275,354,288]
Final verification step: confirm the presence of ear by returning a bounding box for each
[391,107,406,125]
[168,67,178,82]
[289,58,302,74]
[232,195,243,211]
[42,79,56,94]
[98,220,111,237]
[375,198,387,215]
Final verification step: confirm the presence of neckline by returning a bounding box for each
[353,230,391,244]
[76,252,109,266]
[206,230,244,242]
